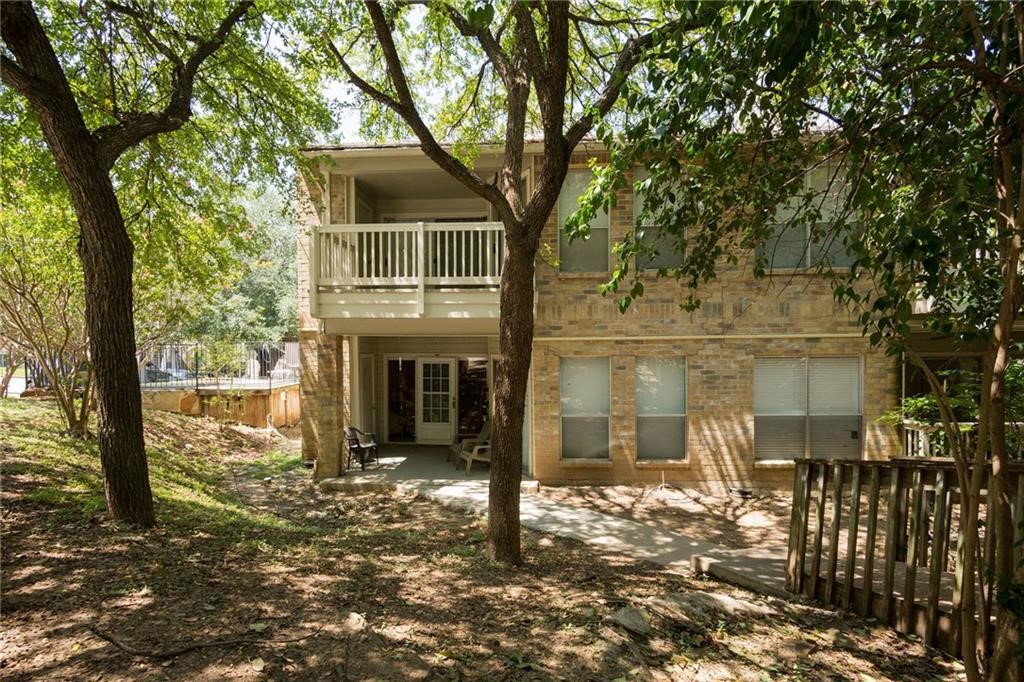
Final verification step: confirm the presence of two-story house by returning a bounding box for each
[297,141,903,489]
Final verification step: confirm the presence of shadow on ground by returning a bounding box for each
[0,400,963,681]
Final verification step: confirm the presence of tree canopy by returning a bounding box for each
[319,0,689,563]
[573,2,1024,677]
[2,0,335,525]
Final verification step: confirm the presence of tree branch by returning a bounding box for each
[327,1,507,211]
[323,34,402,112]
[0,53,45,95]
[0,4,80,114]
[91,0,254,169]
[443,5,513,87]
[565,19,680,149]
[512,2,548,108]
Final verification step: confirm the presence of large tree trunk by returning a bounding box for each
[2,0,251,529]
[487,237,537,564]
[70,168,154,525]
[31,100,155,523]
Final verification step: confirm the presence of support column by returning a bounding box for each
[348,336,361,428]
[311,333,345,480]
[299,330,320,464]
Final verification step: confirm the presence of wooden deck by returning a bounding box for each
[785,457,1024,658]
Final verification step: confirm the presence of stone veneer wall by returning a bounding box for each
[527,153,901,489]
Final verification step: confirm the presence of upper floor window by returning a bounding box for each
[634,167,684,271]
[558,169,609,272]
[759,163,856,270]
[635,357,687,460]
[754,357,862,460]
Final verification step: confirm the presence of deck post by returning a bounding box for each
[952,467,970,656]
[861,465,881,617]
[809,463,830,598]
[842,463,862,611]
[926,469,949,647]
[825,462,843,605]
[787,461,812,592]
[900,468,925,634]
[416,221,425,316]
[882,465,903,624]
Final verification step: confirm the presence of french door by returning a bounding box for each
[416,358,456,444]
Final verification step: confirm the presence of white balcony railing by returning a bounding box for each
[902,420,1024,458]
[314,221,505,318]
[317,222,504,288]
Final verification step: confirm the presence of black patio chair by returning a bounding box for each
[343,426,379,471]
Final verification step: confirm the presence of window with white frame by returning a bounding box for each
[635,357,687,460]
[558,169,610,272]
[634,167,683,271]
[560,357,610,459]
[754,357,862,460]
[759,163,856,270]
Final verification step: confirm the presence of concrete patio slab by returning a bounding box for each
[690,546,794,600]
[319,445,538,492]
[320,445,723,574]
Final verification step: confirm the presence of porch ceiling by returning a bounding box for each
[323,317,499,336]
[357,168,498,201]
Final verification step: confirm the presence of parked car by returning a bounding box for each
[141,367,173,383]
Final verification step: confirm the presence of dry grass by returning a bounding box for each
[1,399,963,680]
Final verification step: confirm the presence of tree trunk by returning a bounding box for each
[35,111,154,524]
[487,237,537,564]
[74,182,154,525]
[1,0,255,528]
[990,334,1021,680]
[0,356,19,397]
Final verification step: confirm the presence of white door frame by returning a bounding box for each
[415,357,457,444]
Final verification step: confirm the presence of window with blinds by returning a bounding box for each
[560,357,610,459]
[635,357,687,460]
[754,357,862,460]
[758,162,857,270]
[558,170,610,272]
[634,167,684,271]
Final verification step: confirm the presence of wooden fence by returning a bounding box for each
[786,457,1024,657]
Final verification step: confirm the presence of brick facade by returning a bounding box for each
[298,150,902,487]
[529,337,898,491]
[527,155,900,489]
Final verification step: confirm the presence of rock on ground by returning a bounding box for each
[606,606,651,636]
[656,591,776,621]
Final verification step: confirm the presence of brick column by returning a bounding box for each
[312,334,346,479]
[299,330,320,463]
[297,165,353,479]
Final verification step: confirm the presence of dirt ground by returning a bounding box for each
[1,400,964,680]
[536,484,794,550]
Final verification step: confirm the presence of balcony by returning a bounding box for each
[313,221,505,324]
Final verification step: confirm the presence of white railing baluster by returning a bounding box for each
[417,222,425,315]
[314,221,504,290]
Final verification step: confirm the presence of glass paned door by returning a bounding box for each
[416,358,456,444]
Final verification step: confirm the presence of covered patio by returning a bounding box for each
[329,444,530,489]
